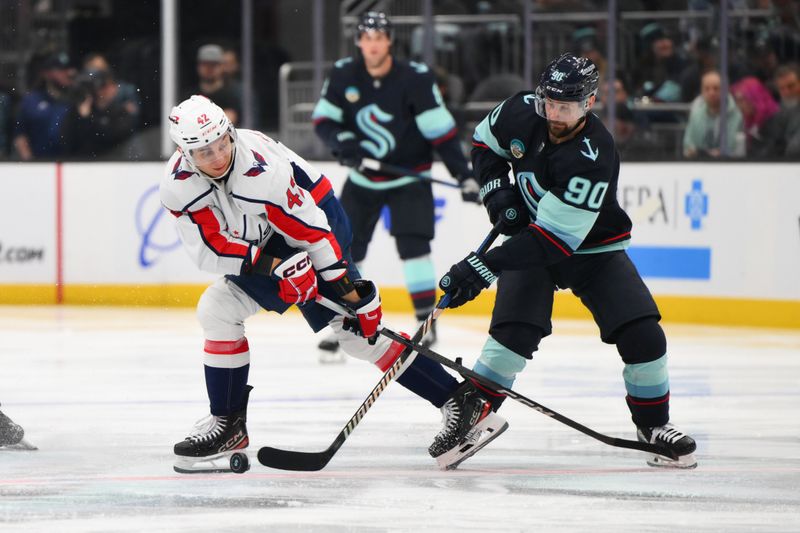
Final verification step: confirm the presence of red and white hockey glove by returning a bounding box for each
[271,251,318,305]
[343,279,383,341]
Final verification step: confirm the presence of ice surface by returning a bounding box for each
[1,306,799,532]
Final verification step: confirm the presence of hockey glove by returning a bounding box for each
[459,176,482,204]
[271,251,318,305]
[439,252,499,308]
[342,279,383,342]
[482,186,529,236]
[332,133,363,168]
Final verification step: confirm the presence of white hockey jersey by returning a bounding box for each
[160,129,341,279]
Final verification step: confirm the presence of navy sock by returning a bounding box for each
[204,364,250,416]
[396,355,458,408]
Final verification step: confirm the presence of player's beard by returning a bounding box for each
[548,116,586,140]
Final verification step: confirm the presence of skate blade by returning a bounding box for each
[436,414,510,471]
[646,452,698,469]
[173,451,247,474]
[0,439,38,451]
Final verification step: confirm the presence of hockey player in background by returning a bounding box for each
[429,54,697,470]
[312,11,481,355]
[161,95,461,473]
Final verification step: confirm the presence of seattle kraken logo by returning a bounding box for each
[356,104,396,159]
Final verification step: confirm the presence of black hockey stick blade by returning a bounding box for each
[257,225,502,471]
[258,436,343,472]
[378,328,680,461]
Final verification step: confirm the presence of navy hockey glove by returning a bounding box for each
[439,252,498,308]
[459,176,481,204]
[342,279,383,343]
[332,133,363,168]
[482,186,529,236]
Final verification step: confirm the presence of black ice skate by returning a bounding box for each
[317,331,344,363]
[173,386,252,474]
[637,423,697,469]
[428,381,508,470]
[0,405,36,450]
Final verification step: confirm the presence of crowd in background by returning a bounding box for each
[1,0,799,161]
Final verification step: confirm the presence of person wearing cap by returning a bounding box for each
[189,44,241,126]
[13,52,76,160]
[632,23,686,104]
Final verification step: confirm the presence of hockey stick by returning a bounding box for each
[311,296,677,461]
[376,329,679,460]
[257,224,501,471]
[360,157,462,188]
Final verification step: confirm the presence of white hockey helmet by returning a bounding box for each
[168,95,236,166]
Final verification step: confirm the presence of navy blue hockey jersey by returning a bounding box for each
[313,56,469,189]
[473,91,632,267]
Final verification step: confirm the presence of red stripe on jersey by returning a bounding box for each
[472,141,490,149]
[204,338,250,355]
[264,204,343,259]
[599,231,631,244]
[190,207,250,258]
[530,223,572,257]
[431,127,458,146]
[310,176,333,204]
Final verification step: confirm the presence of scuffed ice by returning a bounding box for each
[1,307,798,532]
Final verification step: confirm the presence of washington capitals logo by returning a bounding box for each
[171,157,196,181]
[244,150,269,177]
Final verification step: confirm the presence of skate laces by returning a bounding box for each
[187,414,227,443]
[438,399,461,435]
[651,424,686,444]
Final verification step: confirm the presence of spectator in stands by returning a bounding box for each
[572,27,607,81]
[679,35,717,102]
[613,103,659,160]
[758,64,800,158]
[633,23,685,104]
[683,70,745,159]
[13,52,75,160]
[67,60,140,158]
[190,44,242,126]
[730,76,779,154]
[82,53,141,123]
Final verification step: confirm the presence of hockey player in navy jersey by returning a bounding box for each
[428,54,697,470]
[161,95,460,473]
[312,11,480,354]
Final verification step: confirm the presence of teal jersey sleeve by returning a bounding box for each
[406,62,458,142]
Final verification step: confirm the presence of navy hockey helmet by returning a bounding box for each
[356,11,393,41]
[534,53,600,121]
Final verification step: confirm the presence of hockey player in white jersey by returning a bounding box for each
[161,96,460,473]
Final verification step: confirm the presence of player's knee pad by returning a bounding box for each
[615,317,666,365]
[197,278,260,340]
[395,235,431,260]
[488,322,543,359]
[329,316,417,374]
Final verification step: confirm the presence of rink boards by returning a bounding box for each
[0,160,798,328]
